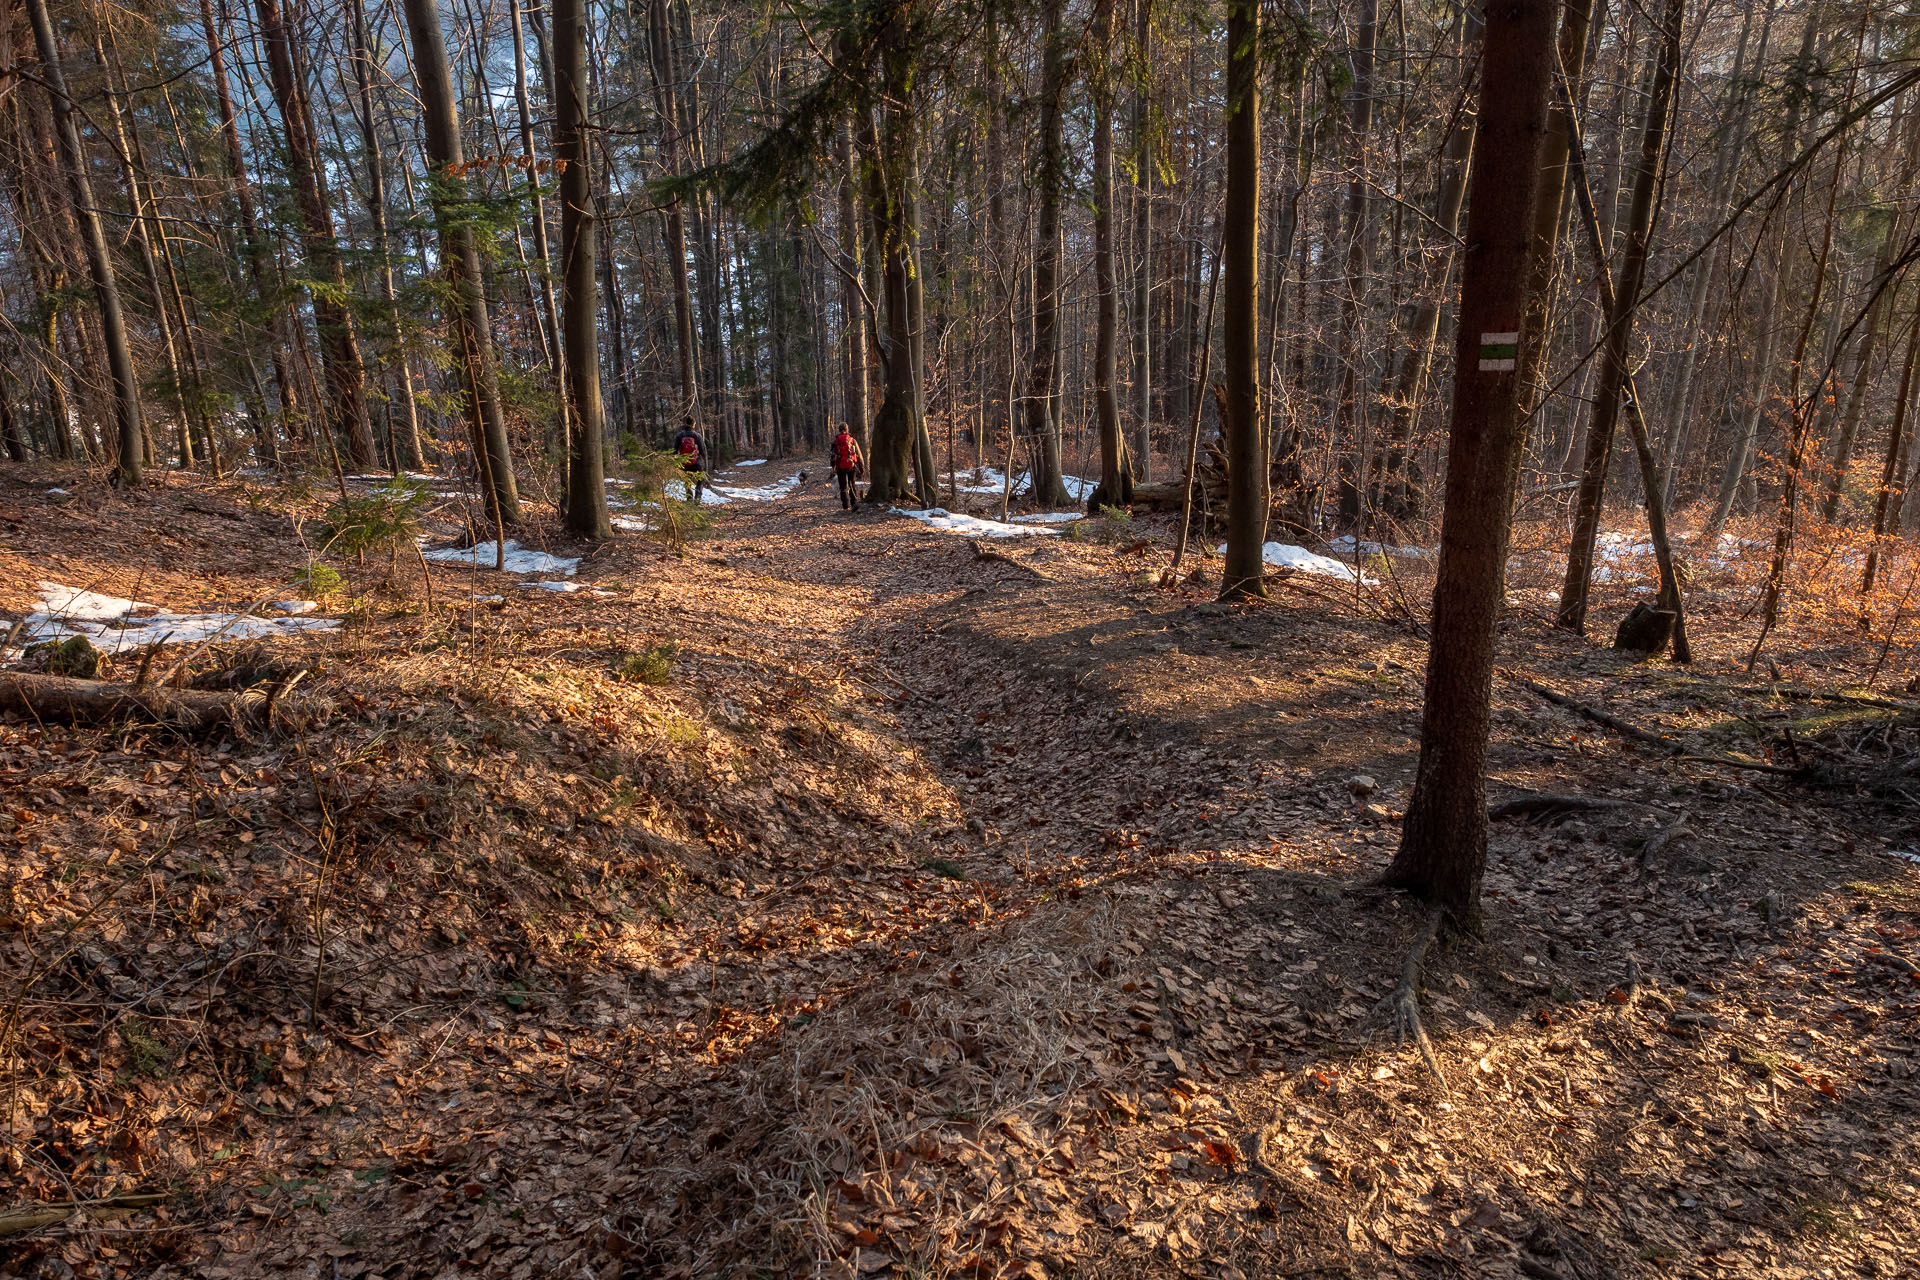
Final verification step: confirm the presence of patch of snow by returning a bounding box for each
[732,458,769,467]
[269,600,319,615]
[895,508,1061,539]
[44,487,69,496]
[1327,535,1434,560]
[469,594,504,603]
[421,540,580,576]
[347,471,438,482]
[15,582,338,653]
[940,468,1094,501]
[1219,543,1378,584]
[666,477,732,505]
[612,514,653,533]
[1010,511,1085,525]
[1883,848,1920,866]
[516,580,584,593]
[713,472,804,502]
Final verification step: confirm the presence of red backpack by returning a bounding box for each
[676,434,700,464]
[833,434,860,471]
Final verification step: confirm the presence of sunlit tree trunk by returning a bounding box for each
[1022,0,1073,507]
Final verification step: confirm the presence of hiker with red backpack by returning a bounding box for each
[670,418,708,502]
[831,424,864,511]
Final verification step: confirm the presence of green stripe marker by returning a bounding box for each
[1478,331,1518,372]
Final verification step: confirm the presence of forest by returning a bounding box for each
[2,0,1920,1271]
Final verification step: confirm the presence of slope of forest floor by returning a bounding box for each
[3,459,1919,1280]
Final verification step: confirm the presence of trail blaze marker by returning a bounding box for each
[1478,331,1519,372]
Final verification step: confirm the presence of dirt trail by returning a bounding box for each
[4,462,1920,1280]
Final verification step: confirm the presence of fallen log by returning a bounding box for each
[0,1193,165,1238]
[0,671,275,732]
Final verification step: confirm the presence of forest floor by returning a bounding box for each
[2,457,1919,1280]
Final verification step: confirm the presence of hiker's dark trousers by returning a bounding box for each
[836,469,858,509]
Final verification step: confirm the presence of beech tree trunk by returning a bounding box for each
[1385,0,1559,931]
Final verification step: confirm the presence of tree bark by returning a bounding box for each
[1860,311,1920,597]
[552,0,608,538]
[1088,0,1133,512]
[1217,0,1264,599]
[1022,0,1073,507]
[1385,0,1559,931]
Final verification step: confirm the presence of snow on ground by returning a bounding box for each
[1010,511,1086,525]
[666,478,733,506]
[517,581,585,593]
[1220,543,1378,585]
[733,458,769,467]
[347,472,439,483]
[1327,535,1434,560]
[420,540,580,576]
[942,468,1096,501]
[894,508,1061,539]
[712,471,804,502]
[13,582,339,653]
[612,514,653,533]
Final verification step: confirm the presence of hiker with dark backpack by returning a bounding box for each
[830,424,864,511]
[670,418,708,503]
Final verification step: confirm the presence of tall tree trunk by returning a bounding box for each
[837,123,870,448]
[1556,0,1683,634]
[1661,0,1772,507]
[1375,10,1481,519]
[1706,17,1820,541]
[1218,0,1264,598]
[351,0,425,471]
[553,0,607,538]
[1022,0,1073,507]
[198,0,292,466]
[1129,0,1152,479]
[1558,59,1692,661]
[1860,311,1920,597]
[1384,0,1559,930]
[26,0,144,484]
[401,0,522,526]
[649,0,700,427]
[509,0,568,458]
[255,0,376,470]
[1088,0,1133,511]
[92,30,195,470]
[1332,0,1379,527]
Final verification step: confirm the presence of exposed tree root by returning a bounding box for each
[1370,906,1448,1089]
[1489,792,1647,821]
[1502,671,1682,753]
[0,1193,164,1238]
